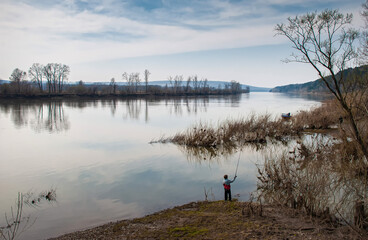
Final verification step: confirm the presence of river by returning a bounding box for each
[0,92,323,239]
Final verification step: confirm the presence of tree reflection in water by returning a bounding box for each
[33,102,69,132]
[178,142,266,164]
[0,97,216,132]
[123,99,142,120]
[0,101,69,133]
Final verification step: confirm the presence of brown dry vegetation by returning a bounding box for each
[51,200,361,240]
[257,138,368,236]
[256,95,368,235]
[51,96,368,239]
[156,97,368,235]
[291,100,343,130]
[156,99,343,149]
[160,114,295,148]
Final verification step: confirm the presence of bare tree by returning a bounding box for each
[230,80,241,93]
[9,68,27,94]
[122,72,140,93]
[275,9,367,159]
[186,76,192,93]
[28,63,44,92]
[167,76,174,93]
[110,77,117,94]
[134,73,141,93]
[192,75,199,93]
[43,64,53,93]
[58,64,70,93]
[144,69,150,93]
[43,63,70,94]
[122,72,130,93]
[174,75,183,94]
[360,0,368,64]
[202,78,209,94]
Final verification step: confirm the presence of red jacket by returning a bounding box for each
[223,176,236,190]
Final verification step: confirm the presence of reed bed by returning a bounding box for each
[165,114,298,148]
[157,98,368,234]
[156,100,347,150]
[257,136,368,234]
[291,100,342,130]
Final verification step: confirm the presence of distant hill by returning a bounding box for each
[88,80,271,92]
[270,65,368,93]
[0,79,9,84]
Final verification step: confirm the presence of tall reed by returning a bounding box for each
[167,114,298,148]
[257,136,368,233]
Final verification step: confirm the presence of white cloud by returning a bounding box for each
[0,0,280,66]
[0,0,364,85]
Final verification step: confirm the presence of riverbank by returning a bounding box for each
[0,92,236,99]
[50,200,358,239]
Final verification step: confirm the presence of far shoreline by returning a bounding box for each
[0,91,248,101]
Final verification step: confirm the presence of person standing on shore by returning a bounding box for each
[223,174,237,201]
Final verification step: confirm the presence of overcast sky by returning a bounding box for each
[0,0,364,87]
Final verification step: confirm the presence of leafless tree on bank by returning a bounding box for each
[110,78,117,94]
[168,75,183,94]
[186,76,192,93]
[192,75,199,93]
[134,73,141,93]
[9,68,27,94]
[43,63,70,94]
[122,72,140,93]
[28,63,44,92]
[360,0,368,64]
[144,69,150,93]
[275,9,367,160]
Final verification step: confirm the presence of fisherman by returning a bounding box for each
[223,174,237,201]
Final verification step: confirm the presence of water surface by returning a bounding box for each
[0,93,323,239]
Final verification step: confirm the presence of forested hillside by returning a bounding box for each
[270,65,368,93]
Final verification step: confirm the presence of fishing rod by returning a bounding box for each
[234,149,241,177]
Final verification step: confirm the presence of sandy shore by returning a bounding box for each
[50,200,363,240]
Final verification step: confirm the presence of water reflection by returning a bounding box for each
[0,101,69,133]
[278,92,332,101]
[0,190,57,240]
[123,99,142,120]
[257,135,368,229]
[0,96,222,132]
[32,102,69,132]
[11,104,31,128]
[178,145,236,164]
[0,93,325,239]
[178,143,267,164]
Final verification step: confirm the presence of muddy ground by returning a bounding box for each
[51,200,366,240]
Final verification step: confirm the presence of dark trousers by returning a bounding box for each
[224,189,231,201]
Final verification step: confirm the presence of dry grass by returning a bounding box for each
[292,100,342,130]
[52,200,358,240]
[161,114,297,149]
[257,136,368,235]
[153,97,368,236]
[155,100,348,150]
[157,98,367,156]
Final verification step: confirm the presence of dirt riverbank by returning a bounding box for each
[50,200,364,239]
